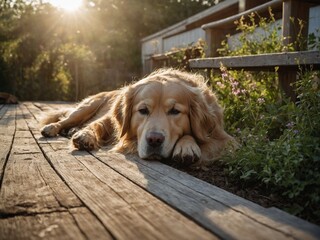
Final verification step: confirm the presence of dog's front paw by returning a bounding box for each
[172,135,201,166]
[41,123,60,137]
[72,128,98,151]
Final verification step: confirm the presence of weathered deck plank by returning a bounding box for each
[0,104,111,240]
[0,207,112,240]
[0,105,16,182]
[94,151,320,240]
[38,139,216,240]
[68,207,113,240]
[0,110,82,215]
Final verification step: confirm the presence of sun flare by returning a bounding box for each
[48,0,83,11]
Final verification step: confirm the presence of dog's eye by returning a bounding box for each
[168,108,180,115]
[138,108,149,115]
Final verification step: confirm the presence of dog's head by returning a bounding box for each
[112,69,224,160]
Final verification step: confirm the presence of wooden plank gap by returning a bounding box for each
[68,207,114,240]
[0,208,71,220]
[0,106,17,190]
[0,209,88,240]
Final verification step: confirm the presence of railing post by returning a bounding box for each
[280,0,311,100]
[204,28,225,57]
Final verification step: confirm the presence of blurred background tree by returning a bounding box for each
[0,0,214,100]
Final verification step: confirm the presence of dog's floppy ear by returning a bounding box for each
[189,88,225,143]
[112,85,137,138]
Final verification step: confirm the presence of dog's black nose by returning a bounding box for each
[146,132,165,148]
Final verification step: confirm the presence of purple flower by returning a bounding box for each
[286,122,294,128]
[221,72,228,79]
[232,88,241,96]
[216,81,226,89]
[231,81,239,87]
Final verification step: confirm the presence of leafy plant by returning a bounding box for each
[209,9,320,224]
[166,40,206,70]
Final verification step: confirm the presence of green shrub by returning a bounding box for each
[209,9,320,223]
[222,71,320,221]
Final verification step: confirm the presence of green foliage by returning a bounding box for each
[218,8,287,56]
[0,0,213,100]
[210,9,320,223]
[308,28,320,50]
[211,68,281,134]
[0,1,97,100]
[166,40,206,70]
[222,72,320,219]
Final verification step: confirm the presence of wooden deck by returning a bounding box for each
[1,102,320,240]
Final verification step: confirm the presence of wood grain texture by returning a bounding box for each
[69,207,113,240]
[0,105,82,215]
[0,151,82,215]
[94,150,320,240]
[39,143,217,240]
[0,208,110,240]
[0,105,16,182]
[0,103,114,240]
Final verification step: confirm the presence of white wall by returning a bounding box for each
[141,28,205,66]
[163,28,206,52]
[142,37,162,56]
[141,37,162,65]
[309,5,320,50]
[227,19,282,50]
[227,5,320,51]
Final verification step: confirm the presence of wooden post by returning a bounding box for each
[282,0,310,50]
[204,28,225,57]
[239,0,246,12]
[278,67,297,100]
[280,0,311,100]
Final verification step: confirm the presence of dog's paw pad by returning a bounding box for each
[72,129,97,151]
[41,123,59,137]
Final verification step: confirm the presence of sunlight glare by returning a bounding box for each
[49,0,83,11]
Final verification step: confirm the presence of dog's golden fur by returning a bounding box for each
[41,69,234,166]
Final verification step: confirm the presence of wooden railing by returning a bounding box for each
[190,51,320,99]
[189,0,320,100]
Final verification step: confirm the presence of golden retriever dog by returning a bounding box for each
[41,69,234,166]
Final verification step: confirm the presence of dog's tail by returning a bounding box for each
[40,109,71,126]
